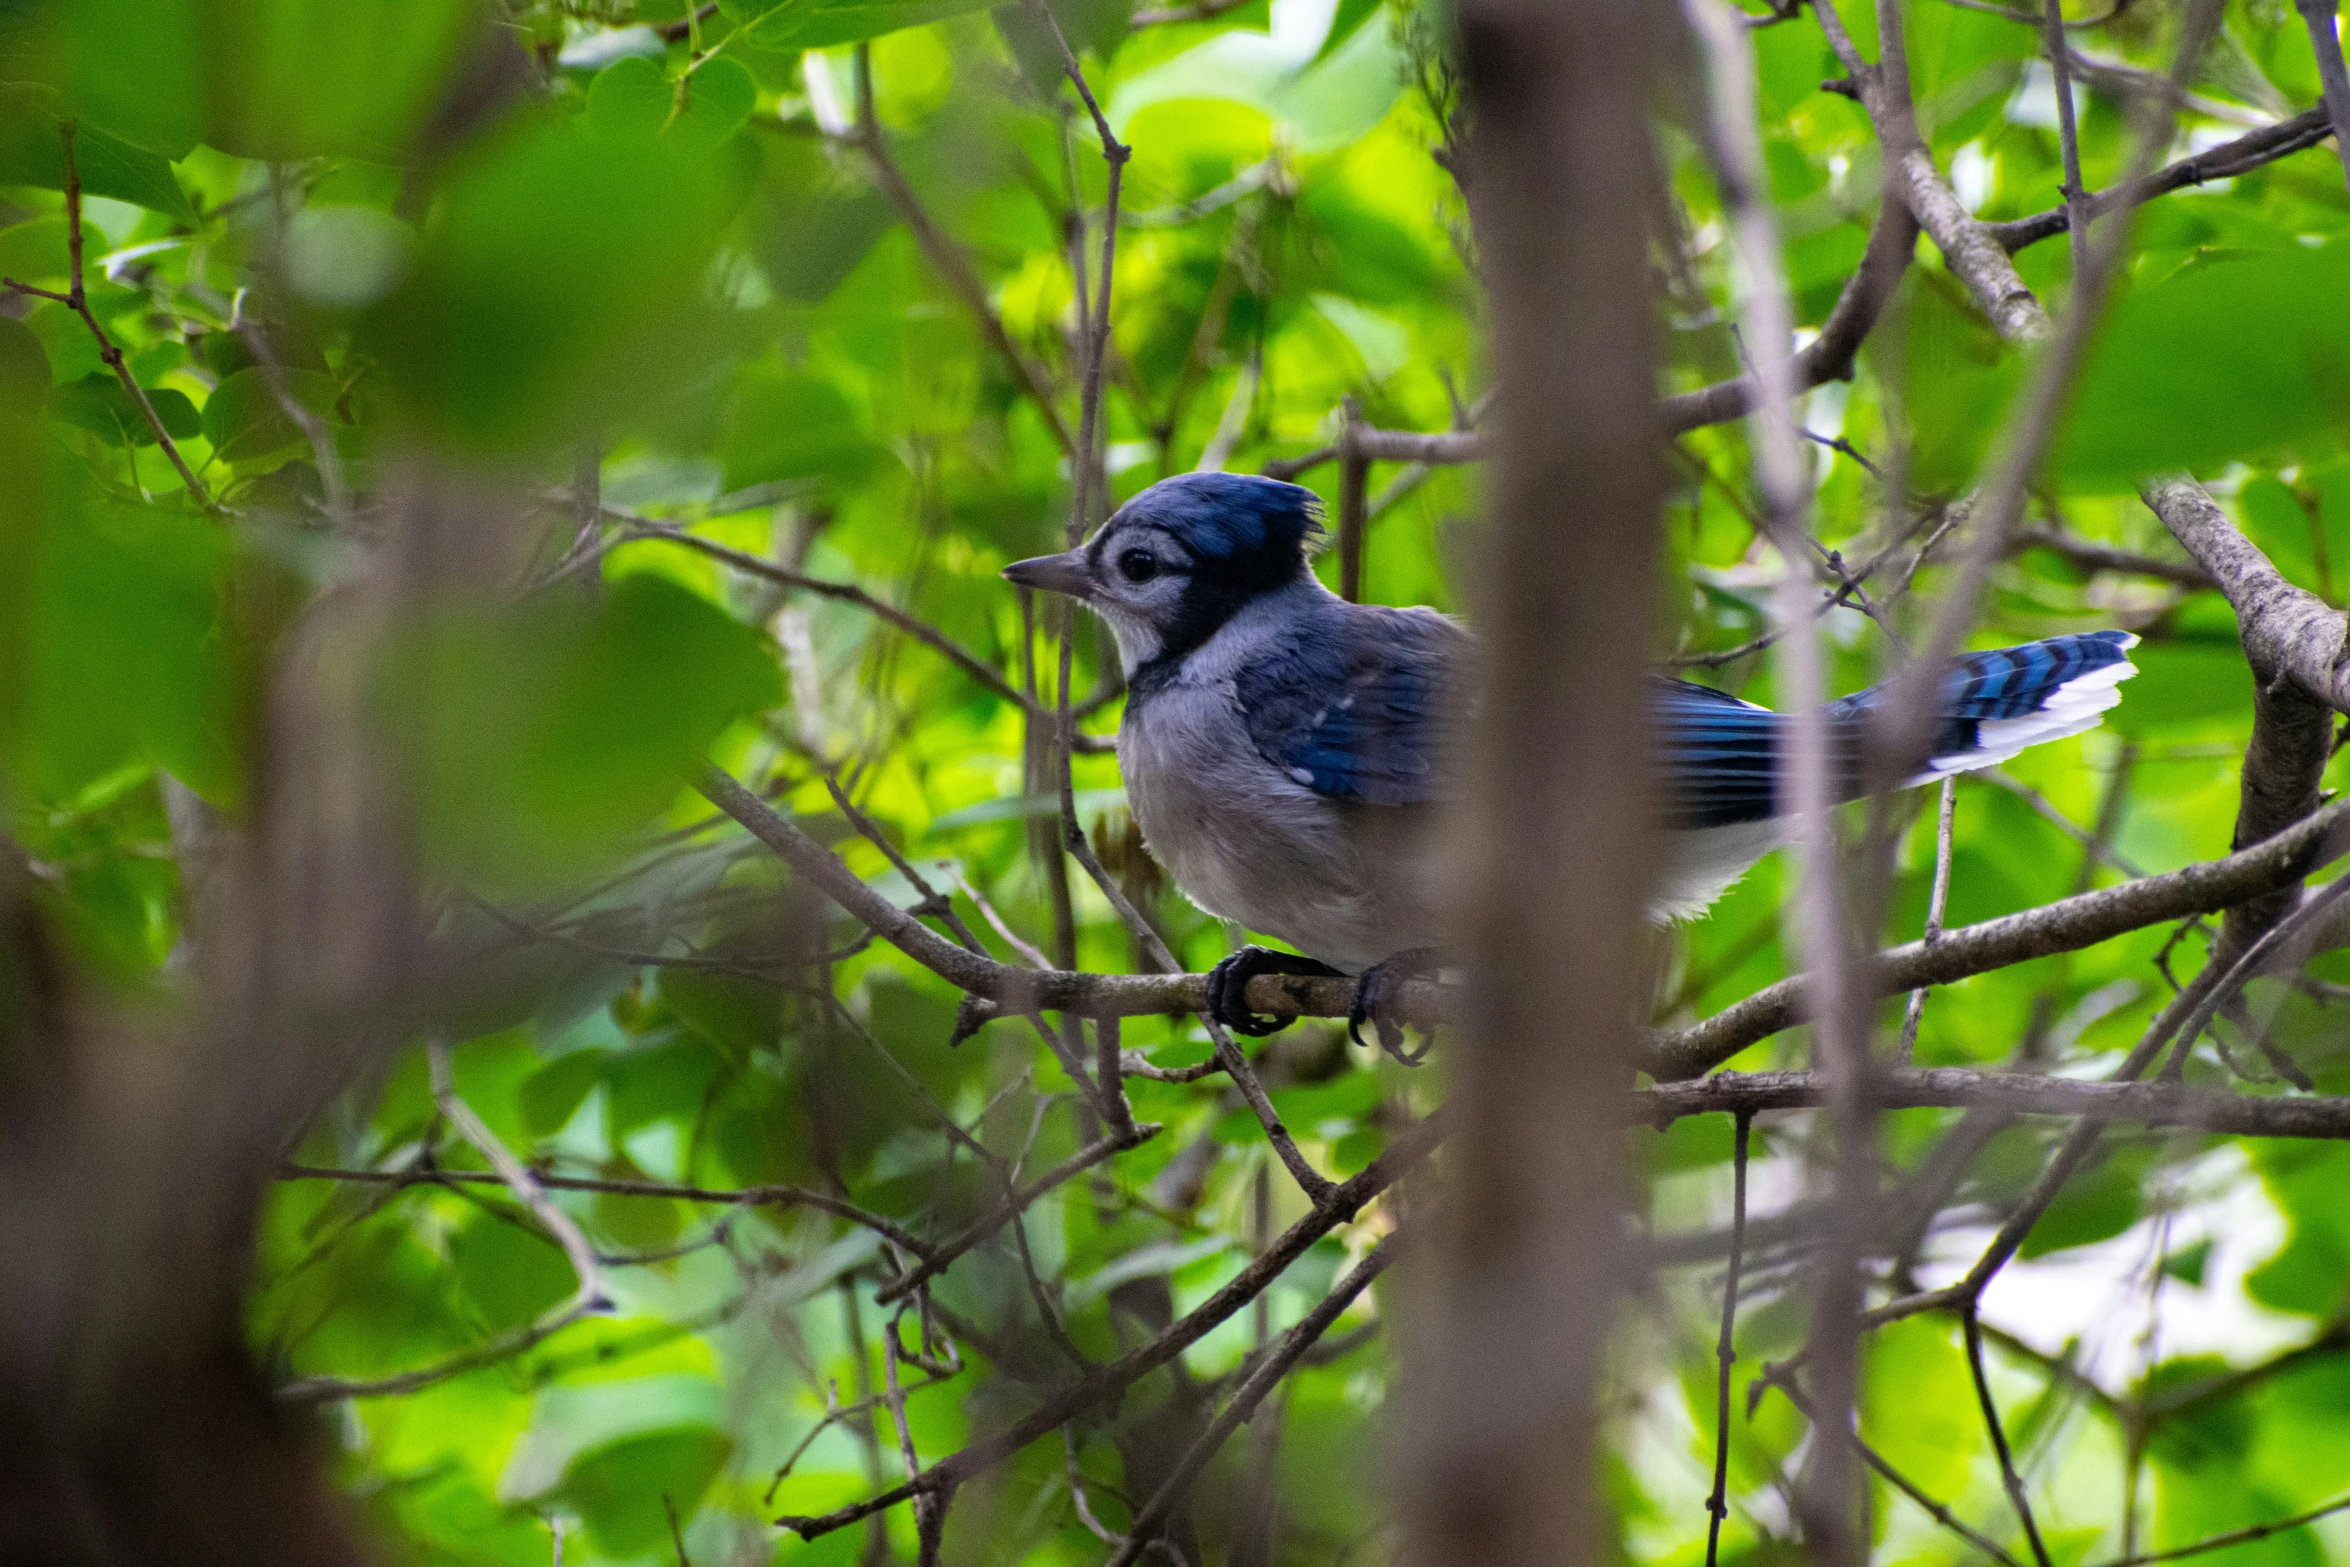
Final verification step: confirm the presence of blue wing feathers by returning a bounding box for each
[1236,604,1465,806]
[1241,613,2131,823]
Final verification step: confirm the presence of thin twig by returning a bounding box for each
[2091,1491,2350,1567]
[427,1039,609,1314]
[1703,1112,1755,1567]
[847,45,1073,455]
[4,123,210,505]
[1964,1307,2057,1567]
[1106,1234,1397,1566]
[1896,779,1959,1061]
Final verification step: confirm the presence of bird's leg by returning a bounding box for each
[1349,947,1445,1065]
[1204,945,1345,1037]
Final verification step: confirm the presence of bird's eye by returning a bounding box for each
[1117,548,1158,584]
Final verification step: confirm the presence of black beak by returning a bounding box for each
[1001,549,1093,598]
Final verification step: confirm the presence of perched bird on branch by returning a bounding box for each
[1004,473,2137,1054]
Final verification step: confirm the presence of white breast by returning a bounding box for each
[1118,668,1442,974]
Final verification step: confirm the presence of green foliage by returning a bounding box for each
[8,0,2350,1562]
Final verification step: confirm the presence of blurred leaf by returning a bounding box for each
[555,1427,731,1555]
[449,1209,575,1332]
[1878,274,2016,493]
[2248,1145,2350,1318]
[0,216,108,288]
[200,0,478,161]
[2064,245,2350,483]
[1313,0,1381,63]
[2162,1238,2214,1288]
[14,479,240,805]
[375,572,783,888]
[0,317,52,420]
[720,366,892,491]
[590,1155,686,1250]
[200,366,339,469]
[750,135,896,304]
[284,206,415,310]
[2019,1143,2144,1258]
[363,113,735,453]
[1863,1318,1981,1498]
[49,373,201,448]
[2240,475,2322,596]
[518,1049,606,1137]
[0,85,195,222]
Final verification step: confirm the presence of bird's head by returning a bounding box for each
[1001,472,1324,675]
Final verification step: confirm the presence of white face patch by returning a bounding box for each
[1075,521,1198,675]
[1093,602,1165,675]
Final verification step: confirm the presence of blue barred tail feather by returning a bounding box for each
[1651,630,2139,920]
[1900,629,2140,782]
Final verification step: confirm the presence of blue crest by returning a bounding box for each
[1115,473,1324,579]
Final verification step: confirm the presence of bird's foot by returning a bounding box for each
[1349,947,1444,1065]
[1205,946,1344,1037]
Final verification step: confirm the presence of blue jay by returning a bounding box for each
[1003,472,2137,1052]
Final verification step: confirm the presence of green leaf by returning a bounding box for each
[41,0,203,158]
[50,373,201,447]
[720,367,892,491]
[555,1428,732,1556]
[2064,245,2350,484]
[0,316,52,421]
[750,135,895,304]
[2248,1145,2350,1318]
[744,0,1003,51]
[13,477,241,806]
[588,54,758,153]
[1312,0,1381,63]
[2018,1143,2144,1258]
[199,365,339,469]
[1863,1318,1982,1498]
[200,0,477,161]
[374,572,783,889]
[448,1210,575,1332]
[0,217,108,288]
[1874,273,2017,493]
[518,1049,607,1138]
[0,86,195,223]
[361,113,734,453]
[2240,475,2323,597]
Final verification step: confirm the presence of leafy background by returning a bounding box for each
[4,0,2350,1561]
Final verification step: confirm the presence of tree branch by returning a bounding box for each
[1651,795,2350,1079]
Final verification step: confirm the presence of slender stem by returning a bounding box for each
[2094,1490,2350,1567]
[2294,0,2350,197]
[1896,778,1960,1062]
[1704,1111,1754,1567]
[1964,1306,2057,1567]
[427,1038,608,1314]
[1337,396,1369,603]
[2041,0,2090,270]
[3,123,212,506]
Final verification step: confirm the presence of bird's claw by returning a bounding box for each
[1347,948,1442,1065]
[1204,945,1342,1037]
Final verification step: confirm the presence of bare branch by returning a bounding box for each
[776,1119,1440,1541]
[427,1038,609,1314]
[2292,0,2350,196]
[1653,795,2350,1078]
[1107,1234,1397,1565]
